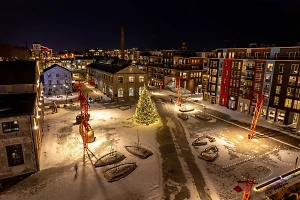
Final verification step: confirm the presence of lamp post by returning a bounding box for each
[64,85,68,106]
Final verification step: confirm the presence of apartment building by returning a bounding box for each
[0,61,44,180]
[206,45,300,128]
[83,48,140,62]
[32,42,52,60]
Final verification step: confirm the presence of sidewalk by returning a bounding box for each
[43,92,79,105]
[161,88,300,140]
[191,98,300,140]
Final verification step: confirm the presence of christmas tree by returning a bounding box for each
[133,85,158,125]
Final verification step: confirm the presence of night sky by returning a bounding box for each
[1,0,300,52]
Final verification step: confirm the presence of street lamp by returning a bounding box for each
[64,85,68,106]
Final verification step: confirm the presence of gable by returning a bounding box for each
[43,64,71,73]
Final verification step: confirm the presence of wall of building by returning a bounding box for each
[220,59,231,107]
[0,115,38,180]
[43,66,72,96]
[112,67,148,101]
[270,47,280,59]
[0,84,38,94]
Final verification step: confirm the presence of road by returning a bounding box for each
[187,100,300,150]
[150,88,300,200]
[153,95,211,200]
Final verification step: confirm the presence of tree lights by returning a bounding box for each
[133,85,158,125]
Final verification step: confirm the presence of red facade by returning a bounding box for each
[219,59,231,107]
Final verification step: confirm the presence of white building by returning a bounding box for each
[42,64,72,96]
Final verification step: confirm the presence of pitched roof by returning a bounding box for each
[0,61,37,85]
[87,63,129,74]
[0,93,36,117]
[43,64,71,73]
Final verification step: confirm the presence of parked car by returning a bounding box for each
[88,97,93,103]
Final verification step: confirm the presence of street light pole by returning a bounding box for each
[65,90,68,105]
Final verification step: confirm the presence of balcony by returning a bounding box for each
[245,76,254,80]
[246,67,255,70]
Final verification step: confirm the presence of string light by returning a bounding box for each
[133,85,158,125]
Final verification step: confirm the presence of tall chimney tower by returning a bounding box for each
[121,27,125,60]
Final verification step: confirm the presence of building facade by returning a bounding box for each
[0,61,44,180]
[42,64,72,96]
[87,63,148,102]
[32,42,52,60]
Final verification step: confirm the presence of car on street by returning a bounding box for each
[88,97,93,103]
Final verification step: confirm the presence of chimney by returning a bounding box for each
[182,42,187,50]
[25,41,28,49]
[121,27,125,60]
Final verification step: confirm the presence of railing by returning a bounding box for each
[246,67,255,70]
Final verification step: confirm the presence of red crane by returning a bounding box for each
[74,80,89,150]
[249,91,266,139]
[159,82,163,93]
[233,174,257,200]
[175,77,182,106]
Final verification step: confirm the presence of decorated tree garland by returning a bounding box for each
[133,85,158,125]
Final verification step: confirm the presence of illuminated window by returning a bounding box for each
[264,84,270,93]
[267,63,273,72]
[118,76,123,83]
[274,96,279,105]
[6,144,24,167]
[109,86,113,94]
[139,76,144,82]
[118,88,124,97]
[289,76,296,86]
[295,88,300,98]
[265,74,271,82]
[291,64,299,74]
[293,100,300,109]
[277,75,282,84]
[287,87,294,97]
[275,86,281,95]
[129,88,134,96]
[139,87,143,95]
[211,85,216,91]
[129,76,134,83]
[285,98,292,108]
[238,62,241,69]
[2,121,19,133]
[212,77,216,83]
[255,73,262,81]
